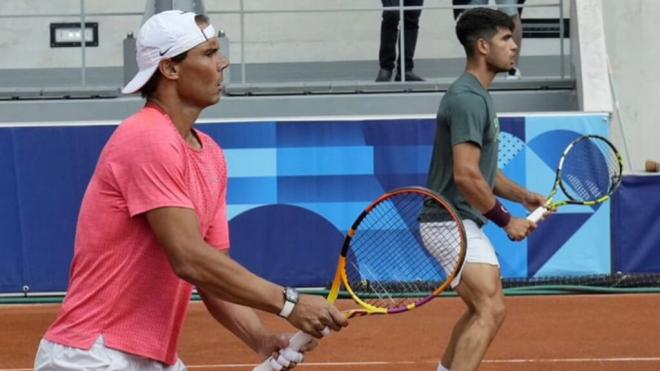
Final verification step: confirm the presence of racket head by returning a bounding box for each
[557,135,623,204]
[338,187,466,317]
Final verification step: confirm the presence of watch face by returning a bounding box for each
[285,287,299,303]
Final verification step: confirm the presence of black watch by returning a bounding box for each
[278,286,299,318]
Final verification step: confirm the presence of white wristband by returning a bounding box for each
[278,300,295,318]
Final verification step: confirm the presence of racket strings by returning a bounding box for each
[561,138,621,201]
[344,193,464,310]
[374,198,451,294]
[347,197,424,303]
[348,199,429,305]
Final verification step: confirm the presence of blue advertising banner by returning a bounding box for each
[612,174,660,273]
[0,114,616,293]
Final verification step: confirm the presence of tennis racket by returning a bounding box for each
[254,186,467,371]
[527,134,623,223]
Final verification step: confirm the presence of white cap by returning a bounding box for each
[122,10,216,94]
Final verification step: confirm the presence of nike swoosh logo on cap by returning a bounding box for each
[159,46,173,56]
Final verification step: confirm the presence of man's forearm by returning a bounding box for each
[456,169,498,213]
[146,208,285,315]
[493,170,529,203]
[182,245,284,315]
[199,289,268,353]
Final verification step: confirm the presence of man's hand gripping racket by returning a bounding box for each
[526,134,623,223]
[254,186,467,371]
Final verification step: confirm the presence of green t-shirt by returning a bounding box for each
[424,73,500,226]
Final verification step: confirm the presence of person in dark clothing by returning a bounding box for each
[376,0,425,82]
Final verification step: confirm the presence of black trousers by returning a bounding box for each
[379,0,424,72]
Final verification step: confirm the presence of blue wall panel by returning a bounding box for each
[0,126,114,293]
[0,114,622,292]
[0,130,23,293]
[613,175,660,272]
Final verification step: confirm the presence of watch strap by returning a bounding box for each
[278,298,296,318]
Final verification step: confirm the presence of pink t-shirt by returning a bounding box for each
[45,104,229,365]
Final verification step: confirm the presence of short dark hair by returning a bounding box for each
[455,7,514,58]
[140,14,211,98]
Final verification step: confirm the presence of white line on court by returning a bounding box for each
[3,357,660,370]
[186,361,417,368]
[483,356,660,364]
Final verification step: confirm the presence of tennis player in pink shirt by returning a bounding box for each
[34,10,347,371]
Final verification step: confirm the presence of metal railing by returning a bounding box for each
[0,0,571,98]
[206,0,568,85]
[0,1,144,89]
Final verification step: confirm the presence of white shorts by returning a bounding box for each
[34,336,187,371]
[465,0,521,16]
[421,219,499,288]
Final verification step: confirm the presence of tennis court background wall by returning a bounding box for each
[0,112,636,294]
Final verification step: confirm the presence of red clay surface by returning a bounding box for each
[2,294,660,370]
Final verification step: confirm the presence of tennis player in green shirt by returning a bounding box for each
[425,7,547,371]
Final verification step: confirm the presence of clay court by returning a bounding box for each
[3,293,660,371]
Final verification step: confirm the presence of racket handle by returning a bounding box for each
[526,206,548,223]
[252,331,315,371]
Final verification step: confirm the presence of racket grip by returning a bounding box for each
[252,331,315,371]
[526,206,547,223]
